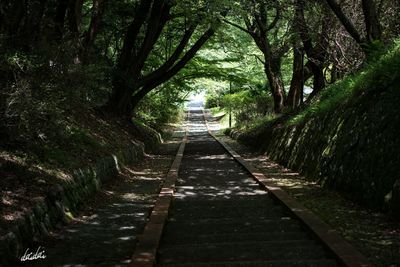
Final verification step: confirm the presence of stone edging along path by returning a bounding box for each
[128,113,188,267]
[1,143,144,266]
[202,108,374,267]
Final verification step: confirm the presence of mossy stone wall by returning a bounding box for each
[1,143,144,265]
[235,85,400,215]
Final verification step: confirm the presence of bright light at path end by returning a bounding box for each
[189,92,205,102]
[187,92,206,108]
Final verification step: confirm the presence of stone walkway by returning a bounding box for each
[27,138,181,266]
[155,109,338,266]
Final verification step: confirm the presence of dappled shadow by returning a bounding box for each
[156,108,335,266]
[176,109,268,201]
[30,152,175,267]
[0,157,60,236]
[219,134,400,267]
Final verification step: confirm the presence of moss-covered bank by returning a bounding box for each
[0,109,163,265]
[1,144,144,265]
[230,49,400,216]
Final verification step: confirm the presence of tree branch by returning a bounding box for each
[325,0,362,44]
[117,0,152,69]
[131,28,215,107]
[222,18,255,36]
[266,2,280,31]
[129,0,171,77]
[137,23,197,88]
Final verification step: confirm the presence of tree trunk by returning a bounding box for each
[130,28,215,111]
[116,0,153,70]
[252,36,286,113]
[107,76,135,119]
[54,0,69,40]
[287,47,303,109]
[80,0,106,62]
[128,0,171,79]
[310,62,325,95]
[362,0,381,42]
[325,0,362,44]
[296,0,329,99]
[67,0,81,36]
[130,86,151,112]
[264,59,285,114]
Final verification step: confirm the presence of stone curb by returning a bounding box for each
[129,112,188,267]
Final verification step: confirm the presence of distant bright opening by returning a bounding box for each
[187,91,206,108]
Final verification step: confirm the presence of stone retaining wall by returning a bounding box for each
[1,142,144,265]
[231,85,400,216]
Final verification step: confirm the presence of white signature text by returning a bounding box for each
[20,246,46,262]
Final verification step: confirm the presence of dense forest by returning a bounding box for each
[1,0,400,265]
[1,0,400,195]
[1,0,399,129]
[0,0,399,212]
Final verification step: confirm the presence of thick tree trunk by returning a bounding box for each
[107,0,171,117]
[128,0,171,79]
[107,0,215,117]
[130,86,150,111]
[264,60,285,114]
[287,47,303,109]
[253,36,286,113]
[107,76,135,119]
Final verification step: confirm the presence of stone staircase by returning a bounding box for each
[155,109,338,267]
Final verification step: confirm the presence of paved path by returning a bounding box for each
[155,108,338,267]
[29,137,181,267]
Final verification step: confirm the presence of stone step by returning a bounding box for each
[176,175,256,183]
[158,241,329,264]
[172,192,270,201]
[160,231,310,245]
[174,185,264,192]
[179,159,240,165]
[174,182,260,189]
[169,205,287,219]
[158,259,338,267]
[172,193,271,202]
[167,215,295,225]
[179,160,239,168]
[163,219,302,235]
[183,148,227,155]
[171,195,276,208]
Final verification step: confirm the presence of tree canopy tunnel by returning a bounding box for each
[1,0,398,121]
